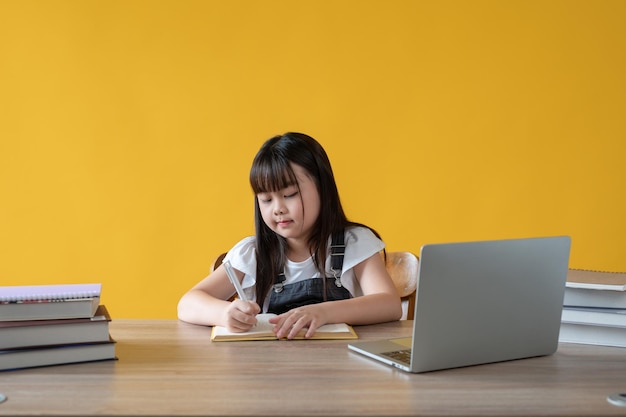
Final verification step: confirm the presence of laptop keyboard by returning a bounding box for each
[382,349,411,365]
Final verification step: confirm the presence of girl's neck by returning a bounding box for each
[286,238,313,263]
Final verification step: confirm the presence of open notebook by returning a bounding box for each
[349,236,571,373]
[211,313,357,342]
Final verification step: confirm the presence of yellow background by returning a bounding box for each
[1,0,624,319]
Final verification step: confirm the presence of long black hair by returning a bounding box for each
[249,132,380,308]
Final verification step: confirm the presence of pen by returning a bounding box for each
[223,260,248,302]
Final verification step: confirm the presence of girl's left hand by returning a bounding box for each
[268,305,328,339]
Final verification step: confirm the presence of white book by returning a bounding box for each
[564,270,626,309]
[559,322,626,348]
[561,307,626,328]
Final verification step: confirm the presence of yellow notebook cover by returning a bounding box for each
[210,313,358,342]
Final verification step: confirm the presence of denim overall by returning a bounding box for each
[267,230,352,315]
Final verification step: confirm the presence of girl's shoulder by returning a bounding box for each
[341,226,385,271]
[345,225,383,246]
[224,236,257,274]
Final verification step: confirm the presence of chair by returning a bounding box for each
[210,252,227,273]
[210,250,419,320]
[385,252,419,320]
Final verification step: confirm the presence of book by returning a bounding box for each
[0,305,112,350]
[210,313,358,342]
[564,269,626,309]
[0,284,101,321]
[0,340,117,371]
[559,322,626,348]
[561,306,626,328]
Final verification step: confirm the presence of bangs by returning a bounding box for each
[250,157,299,194]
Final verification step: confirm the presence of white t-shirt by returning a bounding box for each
[223,226,385,312]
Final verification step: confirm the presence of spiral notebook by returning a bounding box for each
[0,284,101,321]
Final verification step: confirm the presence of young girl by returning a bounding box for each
[177,132,402,338]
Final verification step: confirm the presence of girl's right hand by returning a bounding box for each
[223,299,260,332]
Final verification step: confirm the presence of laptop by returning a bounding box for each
[348,236,571,373]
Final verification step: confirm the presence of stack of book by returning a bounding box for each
[560,269,626,348]
[0,283,116,371]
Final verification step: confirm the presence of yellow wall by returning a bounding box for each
[1,0,624,319]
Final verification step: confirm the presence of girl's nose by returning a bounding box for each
[273,201,286,215]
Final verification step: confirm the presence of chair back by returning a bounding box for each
[210,253,227,272]
[385,251,419,320]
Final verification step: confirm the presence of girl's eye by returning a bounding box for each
[285,191,298,198]
[258,195,271,203]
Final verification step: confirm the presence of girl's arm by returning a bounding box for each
[177,265,260,331]
[269,252,402,339]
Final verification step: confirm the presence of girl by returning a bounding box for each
[177,132,402,338]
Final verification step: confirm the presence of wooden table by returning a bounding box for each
[1,319,626,416]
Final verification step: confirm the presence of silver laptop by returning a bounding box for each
[349,236,571,373]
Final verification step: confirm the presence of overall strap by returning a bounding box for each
[273,229,346,294]
[330,229,346,278]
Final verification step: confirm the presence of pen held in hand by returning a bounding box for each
[223,260,249,302]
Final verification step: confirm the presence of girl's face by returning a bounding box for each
[256,163,320,244]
